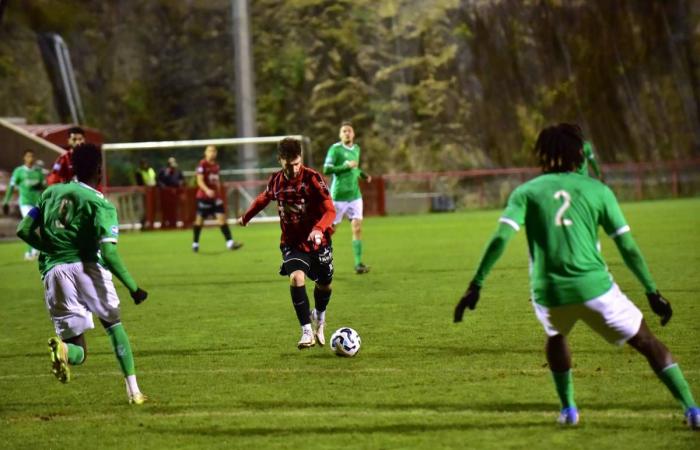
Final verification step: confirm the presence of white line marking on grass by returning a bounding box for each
[0,367,697,380]
[3,408,682,424]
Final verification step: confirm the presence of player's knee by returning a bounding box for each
[289,271,305,286]
[316,282,332,292]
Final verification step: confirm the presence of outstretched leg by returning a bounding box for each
[627,320,698,423]
[546,334,579,425]
[101,319,145,404]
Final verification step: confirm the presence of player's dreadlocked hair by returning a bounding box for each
[73,143,102,182]
[278,137,302,161]
[535,123,585,173]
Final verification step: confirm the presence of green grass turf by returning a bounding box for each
[0,198,698,449]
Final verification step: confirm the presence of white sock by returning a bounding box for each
[192,242,199,249]
[125,375,140,396]
[318,310,326,323]
[302,324,312,333]
[226,239,234,248]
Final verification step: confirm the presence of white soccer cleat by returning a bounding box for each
[297,327,316,350]
[192,243,199,253]
[311,309,326,346]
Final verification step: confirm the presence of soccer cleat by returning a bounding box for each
[311,309,326,346]
[354,263,370,274]
[47,337,70,384]
[297,328,316,350]
[227,241,244,251]
[129,392,147,405]
[192,243,199,253]
[686,406,700,430]
[557,407,579,426]
[24,251,35,261]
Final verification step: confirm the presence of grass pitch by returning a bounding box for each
[1,198,698,449]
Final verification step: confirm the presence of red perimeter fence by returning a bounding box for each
[100,159,699,229]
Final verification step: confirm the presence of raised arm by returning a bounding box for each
[240,179,274,225]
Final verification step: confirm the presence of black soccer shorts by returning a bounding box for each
[196,198,225,218]
[279,244,334,285]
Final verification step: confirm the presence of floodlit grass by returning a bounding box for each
[1,198,698,449]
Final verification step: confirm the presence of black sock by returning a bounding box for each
[314,286,331,313]
[193,225,202,243]
[290,286,311,326]
[220,224,232,241]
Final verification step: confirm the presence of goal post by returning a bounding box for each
[101,135,311,229]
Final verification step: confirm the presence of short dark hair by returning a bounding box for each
[68,126,85,136]
[24,149,34,155]
[534,123,584,173]
[340,121,353,129]
[72,143,101,181]
[277,138,302,161]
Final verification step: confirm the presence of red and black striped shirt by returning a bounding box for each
[241,166,335,251]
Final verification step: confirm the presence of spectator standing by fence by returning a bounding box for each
[157,157,184,228]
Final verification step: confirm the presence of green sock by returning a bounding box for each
[106,323,136,377]
[66,343,85,365]
[551,370,577,409]
[352,240,362,266]
[657,363,697,410]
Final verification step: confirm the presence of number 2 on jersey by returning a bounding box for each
[55,197,74,229]
[554,190,573,227]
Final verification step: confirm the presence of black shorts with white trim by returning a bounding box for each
[196,198,225,218]
[279,244,334,285]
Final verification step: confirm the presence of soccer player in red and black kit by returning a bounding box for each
[47,127,85,185]
[192,145,243,252]
[237,138,336,349]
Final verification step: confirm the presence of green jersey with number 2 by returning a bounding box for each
[37,181,120,276]
[500,172,629,307]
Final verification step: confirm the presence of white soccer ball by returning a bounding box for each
[330,327,361,357]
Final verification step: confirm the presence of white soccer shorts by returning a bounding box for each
[533,283,643,346]
[44,262,122,339]
[19,204,34,217]
[332,198,363,225]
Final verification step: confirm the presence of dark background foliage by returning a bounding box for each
[1,0,699,172]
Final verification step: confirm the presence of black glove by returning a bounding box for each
[646,291,672,326]
[2,204,8,215]
[130,288,148,305]
[454,281,481,323]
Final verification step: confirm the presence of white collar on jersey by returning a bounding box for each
[77,181,104,198]
[341,142,355,150]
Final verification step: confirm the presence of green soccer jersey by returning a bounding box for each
[4,165,45,206]
[323,142,364,201]
[36,181,120,276]
[500,172,629,307]
[576,141,601,177]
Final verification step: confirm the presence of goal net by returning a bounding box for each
[102,135,311,229]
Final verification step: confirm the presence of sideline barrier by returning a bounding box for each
[104,159,700,229]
